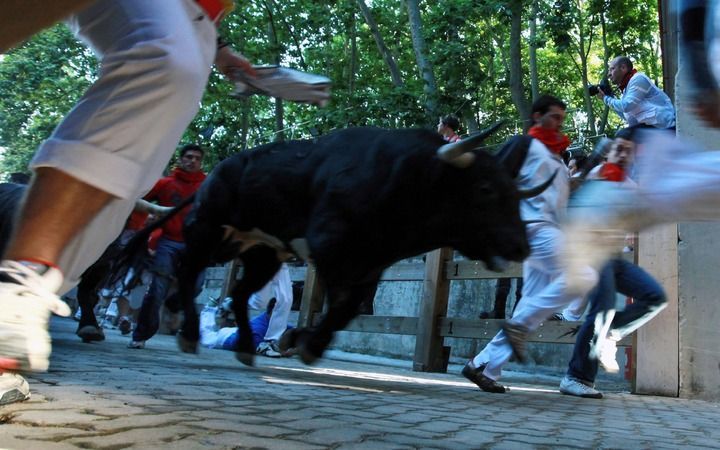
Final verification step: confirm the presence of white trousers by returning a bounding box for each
[474,223,595,380]
[247,264,293,342]
[29,0,217,293]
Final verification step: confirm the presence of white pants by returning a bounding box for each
[29,0,217,293]
[247,264,293,342]
[473,223,596,380]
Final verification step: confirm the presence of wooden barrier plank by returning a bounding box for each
[309,314,633,347]
[334,315,418,335]
[437,318,632,346]
[446,260,522,280]
[298,264,325,328]
[219,260,240,300]
[208,259,525,284]
[413,248,453,372]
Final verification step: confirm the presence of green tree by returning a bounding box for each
[0,25,97,176]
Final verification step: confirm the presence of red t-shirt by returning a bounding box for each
[144,168,206,242]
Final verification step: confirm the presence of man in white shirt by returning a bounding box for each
[596,56,675,129]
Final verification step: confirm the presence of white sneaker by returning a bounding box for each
[559,375,602,399]
[0,261,70,372]
[590,338,620,373]
[256,340,282,358]
[0,372,31,405]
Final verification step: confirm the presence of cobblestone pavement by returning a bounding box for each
[1,318,719,449]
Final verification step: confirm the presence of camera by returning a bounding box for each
[587,80,613,97]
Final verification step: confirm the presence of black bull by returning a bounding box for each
[123,125,554,364]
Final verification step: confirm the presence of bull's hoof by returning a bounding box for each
[235,351,255,366]
[177,334,198,354]
[278,329,298,353]
[76,325,105,343]
[297,346,320,365]
[290,329,324,365]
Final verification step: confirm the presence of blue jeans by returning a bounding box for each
[133,238,185,341]
[567,258,667,384]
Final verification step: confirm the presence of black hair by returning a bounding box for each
[614,125,649,142]
[530,94,567,118]
[179,144,204,157]
[441,115,460,131]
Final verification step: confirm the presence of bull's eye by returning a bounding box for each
[474,181,499,203]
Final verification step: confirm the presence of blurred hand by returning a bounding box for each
[215,46,257,80]
[595,88,606,100]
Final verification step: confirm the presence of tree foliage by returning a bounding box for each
[0,1,662,177]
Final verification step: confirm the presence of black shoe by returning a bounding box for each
[118,317,132,336]
[502,321,529,363]
[462,360,506,393]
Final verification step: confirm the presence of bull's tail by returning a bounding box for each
[106,194,196,288]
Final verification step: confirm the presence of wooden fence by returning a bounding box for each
[204,248,632,374]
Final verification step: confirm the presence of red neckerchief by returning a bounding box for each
[172,167,207,183]
[527,125,571,154]
[444,132,461,143]
[618,69,638,93]
[599,162,626,181]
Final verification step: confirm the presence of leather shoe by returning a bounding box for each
[462,360,506,393]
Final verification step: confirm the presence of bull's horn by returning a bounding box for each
[437,120,506,167]
[517,169,558,199]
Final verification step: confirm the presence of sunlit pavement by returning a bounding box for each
[1,317,719,449]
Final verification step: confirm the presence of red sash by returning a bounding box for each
[195,0,234,24]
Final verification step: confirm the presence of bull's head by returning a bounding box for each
[436,120,557,199]
[435,121,557,271]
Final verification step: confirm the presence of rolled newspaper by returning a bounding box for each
[231,65,331,107]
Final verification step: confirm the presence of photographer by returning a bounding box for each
[594,56,675,130]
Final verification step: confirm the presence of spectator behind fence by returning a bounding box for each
[480,278,522,320]
[595,56,675,130]
[437,115,461,143]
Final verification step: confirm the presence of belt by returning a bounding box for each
[195,0,234,24]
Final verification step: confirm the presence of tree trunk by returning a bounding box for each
[265,1,284,141]
[577,12,597,136]
[598,7,610,135]
[405,0,438,121]
[508,0,530,126]
[356,0,403,87]
[528,1,539,102]
[349,10,358,95]
[239,97,250,151]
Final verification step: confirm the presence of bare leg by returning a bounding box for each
[5,168,114,265]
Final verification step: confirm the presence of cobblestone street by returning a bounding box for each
[1,317,719,449]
